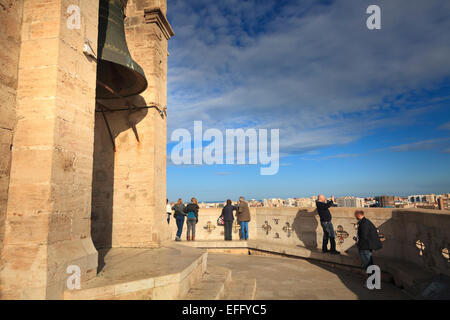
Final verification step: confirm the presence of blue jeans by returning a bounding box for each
[320,221,336,251]
[175,215,185,238]
[359,249,373,270]
[240,221,249,240]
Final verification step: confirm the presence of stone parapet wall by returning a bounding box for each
[169,207,258,241]
[173,207,450,277]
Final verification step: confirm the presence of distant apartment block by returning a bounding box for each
[438,196,450,211]
[336,196,364,208]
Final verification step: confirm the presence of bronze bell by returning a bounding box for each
[96,0,148,99]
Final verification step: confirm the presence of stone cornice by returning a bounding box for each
[144,8,174,40]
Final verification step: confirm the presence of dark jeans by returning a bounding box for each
[186,218,197,238]
[359,249,374,270]
[320,221,336,251]
[175,215,185,238]
[224,220,233,240]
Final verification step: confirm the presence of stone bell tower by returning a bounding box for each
[0,0,173,299]
[91,0,174,250]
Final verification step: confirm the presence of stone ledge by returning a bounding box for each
[63,244,207,300]
[177,239,361,266]
[143,8,174,40]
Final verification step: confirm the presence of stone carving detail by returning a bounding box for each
[282,222,293,237]
[441,248,449,262]
[335,225,349,244]
[273,218,279,225]
[262,221,272,235]
[416,240,425,256]
[203,221,216,233]
[274,232,280,239]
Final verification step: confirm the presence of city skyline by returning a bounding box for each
[166,0,450,201]
[171,193,450,205]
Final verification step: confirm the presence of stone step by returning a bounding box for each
[223,277,257,300]
[183,266,232,300]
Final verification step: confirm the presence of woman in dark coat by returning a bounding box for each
[220,199,238,241]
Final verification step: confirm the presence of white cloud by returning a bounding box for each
[166,0,450,156]
[389,138,450,152]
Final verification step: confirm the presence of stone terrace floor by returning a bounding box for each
[207,253,409,300]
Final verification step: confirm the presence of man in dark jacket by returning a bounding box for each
[221,199,238,241]
[315,195,340,254]
[354,210,382,269]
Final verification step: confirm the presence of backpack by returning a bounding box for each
[187,211,196,219]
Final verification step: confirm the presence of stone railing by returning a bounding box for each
[170,207,450,278]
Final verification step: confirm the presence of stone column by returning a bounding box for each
[0,0,99,299]
[0,0,23,272]
[91,0,173,249]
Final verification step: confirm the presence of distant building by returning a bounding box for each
[438,197,450,211]
[409,194,437,203]
[296,198,314,208]
[376,195,395,208]
[336,197,364,208]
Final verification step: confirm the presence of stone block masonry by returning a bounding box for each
[0,0,99,299]
[0,0,23,277]
[0,0,173,299]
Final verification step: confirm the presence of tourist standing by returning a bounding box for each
[221,199,238,241]
[353,210,383,270]
[315,195,340,254]
[172,198,186,241]
[184,197,199,241]
[237,196,251,240]
[166,198,172,224]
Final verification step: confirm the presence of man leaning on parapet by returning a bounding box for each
[237,196,251,240]
[315,195,340,254]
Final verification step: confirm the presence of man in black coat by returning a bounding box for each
[354,210,383,269]
[220,199,238,241]
[315,195,340,254]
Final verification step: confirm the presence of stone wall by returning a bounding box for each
[91,0,173,248]
[0,0,23,270]
[0,0,99,299]
[176,207,450,277]
[169,207,258,241]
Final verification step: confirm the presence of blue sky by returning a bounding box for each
[165,0,450,202]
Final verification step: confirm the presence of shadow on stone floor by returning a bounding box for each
[207,252,408,300]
